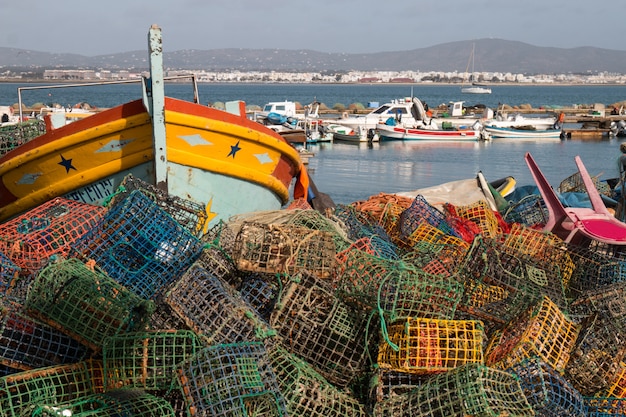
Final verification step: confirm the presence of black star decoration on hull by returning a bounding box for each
[58,154,77,173]
[227,141,241,158]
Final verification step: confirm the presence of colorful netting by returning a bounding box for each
[445,199,503,239]
[372,363,533,417]
[234,222,337,279]
[106,174,209,237]
[485,296,580,373]
[0,119,45,158]
[269,272,374,387]
[0,252,20,301]
[164,263,275,345]
[25,258,154,352]
[508,357,585,417]
[70,190,204,300]
[103,330,201,391]
[584,397,626,417]
[0,197,105,276]
[266,343,368,417]
[0,304,89,371]
[377,318,484,375]
[398,195,460,240]
[177,342,287,417]
[504,194,549,228]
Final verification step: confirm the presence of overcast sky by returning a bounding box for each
[2,0,624,56]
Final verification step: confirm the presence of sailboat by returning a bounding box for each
[461,43,492,94]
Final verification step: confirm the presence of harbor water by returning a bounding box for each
[2,82,625,204]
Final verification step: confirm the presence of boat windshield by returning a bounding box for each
[372,105,391,114]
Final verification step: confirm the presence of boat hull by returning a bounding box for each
[0,97,304,226]
[483,125,563,139]
[376,124,482,141]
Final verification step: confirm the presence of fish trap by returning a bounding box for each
[177,342,287,417]
[70,190,204,300]
[103,330,201,391]
[0,304,89,371]
[106,174,209,237]
[569,281,626,330]
[508,357,585,417]
[584,397,626,417]
[233,222,337,279]
[25,258,154,352]
[286,207,352,252]
[377,257,463,321]
[559,170,612,196]
[0,360,102,417]
[485,296,580,373]
[0,252,20,301]
[367,368,429,409]
[164,263,275,345]
[239,272,281,320]
[194,243,241,290]
[564,315,626,396]
[458,237,542,327]
[266,343,368,417]
[504,194,549,227]
[445,199,503,239]
[333,204,397,254]
[31,388,176,417]
[404,221,470,252]
[377,317,484,375]
[398,195,460,240]
[565,242,621,297]
[371,363,533,417]
[504,223,575,287]
[401,240,468,276]
[269,271,375,387]
[0,119,45,157]
[0,197,105,277]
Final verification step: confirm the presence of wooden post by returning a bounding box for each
[147,24,168,192]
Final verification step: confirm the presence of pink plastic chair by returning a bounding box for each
[525,152,626,245]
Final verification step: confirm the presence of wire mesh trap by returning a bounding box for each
[70,189,204,300]
[25,258,154,352]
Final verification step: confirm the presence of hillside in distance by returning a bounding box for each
[1,38,625,74]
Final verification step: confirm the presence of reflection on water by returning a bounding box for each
[307,137,623,204]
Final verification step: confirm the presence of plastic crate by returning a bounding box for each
[106,174,210,237]
[234,222,337,278]
[70,190,204,300]
[25,258,154,352]
[508,357,585,417]
[372,363,533,417]
[0,197,105,276]
[266,342,368,417]
[377,317,484,375]
[0,360,102,417]
[485,296,580,373]
[103,330,201,391]
[31,388,176,417]
[269,271,375,387]
[164,263,275,345]
[0,304,89,371]
[177,342,287,417]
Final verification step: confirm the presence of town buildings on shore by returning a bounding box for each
[30,69,626,85]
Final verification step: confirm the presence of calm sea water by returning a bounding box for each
[2,82,625,204]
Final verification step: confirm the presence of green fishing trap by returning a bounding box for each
[25,258,154,352]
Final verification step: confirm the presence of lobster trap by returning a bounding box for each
[558,170,612,196]
[372,363,533,417]
[584,397,626,417]
[177,342,287,417]
[377,318,485,375]
[269,271,375,388]
[285,207,352,252]
[266,343,368,417]
[485,296,580,373]
[0,252,20,301]
[164,263,275,345]
[503,194,549,228]
[25,258,154,352]
[239,272,281,320]
[0,119,45,157]
[445,199,504,239]
[31,388,176,417]
[508,357,585,417]
[233,222,337,279]
[403,221,470,253]
[0,197,105,277]
[70,190,204,300]
[0,304,89,371]
[367,368,429,409]
[103,330,201,391]
[106,174,209,237]
[0,360,103,417]
[564,315,626,396]
[397,195,460,241]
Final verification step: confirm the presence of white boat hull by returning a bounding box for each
[483,125,563,140]
[376,124,483,142]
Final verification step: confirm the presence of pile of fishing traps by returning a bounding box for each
[2,174,626,416]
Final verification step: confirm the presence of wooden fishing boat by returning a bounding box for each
[0,26,309,229]
[482,125,563,140]
[376,122,484,142]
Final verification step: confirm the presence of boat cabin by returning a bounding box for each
[261,101,297,118]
